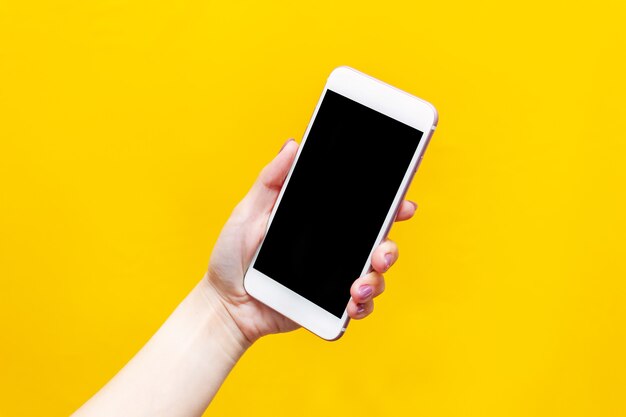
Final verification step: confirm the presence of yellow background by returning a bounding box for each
[1,1,625,416]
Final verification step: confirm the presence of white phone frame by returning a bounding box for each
[243,66,438,340]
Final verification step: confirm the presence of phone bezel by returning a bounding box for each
[243,66,438,340]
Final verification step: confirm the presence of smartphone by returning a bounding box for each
[243,66,438,340]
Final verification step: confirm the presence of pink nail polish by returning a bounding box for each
[356,303,366,314]
[384,253,393,270]
[358,285,373,299]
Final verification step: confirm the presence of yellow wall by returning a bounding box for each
[1,1,625,416]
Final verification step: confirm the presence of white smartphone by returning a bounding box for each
[243,66,438,340]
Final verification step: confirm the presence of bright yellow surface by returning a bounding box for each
[1,1,625,416]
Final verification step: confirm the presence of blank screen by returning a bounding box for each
[253,89,423,318]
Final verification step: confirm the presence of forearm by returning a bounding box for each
[73,279,250,417]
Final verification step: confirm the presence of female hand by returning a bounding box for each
[204,139,418,344]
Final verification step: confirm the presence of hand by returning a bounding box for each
[204,139,418,344]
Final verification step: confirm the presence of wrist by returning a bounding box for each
[195,277,253,355]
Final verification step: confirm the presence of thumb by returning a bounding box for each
[240,139,299,216]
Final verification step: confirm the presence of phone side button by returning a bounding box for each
[414,155,424,173]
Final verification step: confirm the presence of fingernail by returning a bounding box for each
[358,284,373,299]
[409,200,418,211]
[384,253,393,270]
[278,138,295,154]
[356,303,366,314]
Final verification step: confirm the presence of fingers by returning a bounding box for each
[348,299,374,319]
[238,139,299,217]
[348,271,385,319]
[348,237,402,320]
[395,200,417,222]
[348,271,385,320]
[370,238,399,273]
[350,271,385,303]
[258,139,298,192]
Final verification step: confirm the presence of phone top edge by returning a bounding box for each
[328,65,438,128]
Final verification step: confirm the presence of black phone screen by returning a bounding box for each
[252,89,423,318]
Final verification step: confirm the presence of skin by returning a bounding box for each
[73,138,417,417]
